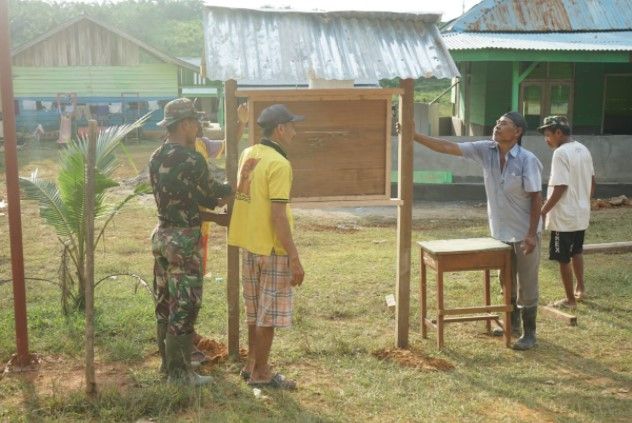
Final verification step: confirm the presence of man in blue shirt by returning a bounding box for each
[413,112,543,350]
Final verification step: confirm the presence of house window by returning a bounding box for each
[519,63,574,131]
[603,74,632,135]
[127,101,148,111]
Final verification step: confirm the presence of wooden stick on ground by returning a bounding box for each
[540,305,577,326]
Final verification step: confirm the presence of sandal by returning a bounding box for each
[550,298,577,310]
[248,373,297,390]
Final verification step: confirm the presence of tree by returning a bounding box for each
[19,115,150,314]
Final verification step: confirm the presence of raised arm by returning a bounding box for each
[413,132,463,156]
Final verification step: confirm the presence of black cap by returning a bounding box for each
[256,104,304,128]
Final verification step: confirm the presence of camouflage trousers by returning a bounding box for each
[152,226,204,336]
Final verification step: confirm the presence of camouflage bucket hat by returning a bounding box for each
[537,115,570,133]
[157,98,204,127]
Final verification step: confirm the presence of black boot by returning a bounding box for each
[157,321,167,375]
[492,298,521,337]
[512,306,537,350]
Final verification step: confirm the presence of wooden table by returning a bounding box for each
[418,238,513,349]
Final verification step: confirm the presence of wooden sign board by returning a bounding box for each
[236,88,401,205]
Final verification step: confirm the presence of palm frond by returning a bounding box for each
[19,170,78,245]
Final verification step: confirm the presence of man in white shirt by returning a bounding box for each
[539,116,595,309]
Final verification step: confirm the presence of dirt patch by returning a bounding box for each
[195,337,247,371]
[1,353,136,401]
[372,347,454,372]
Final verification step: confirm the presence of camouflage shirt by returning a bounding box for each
[149,142,231,228]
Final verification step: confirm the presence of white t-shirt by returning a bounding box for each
[546,140,594,231]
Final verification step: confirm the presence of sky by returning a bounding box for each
[61,0,483,21]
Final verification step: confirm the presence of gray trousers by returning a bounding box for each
[506,235,540,308]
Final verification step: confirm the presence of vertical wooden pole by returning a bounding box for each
[0,0,31,368]
[84,120,98,396]
[396,79,414,348]
[224,80,240,359]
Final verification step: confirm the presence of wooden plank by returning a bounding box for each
[540,305,577,326]
[225,80,240,359]
[292,198,402,209]
[417,238,512,254]
[441,305,509,316]
[583,241,632,255]
[236,88,403,100]
[443,314,499,323]
[395,78,414,348]
[385,98,393,200]
[246,97,390,200]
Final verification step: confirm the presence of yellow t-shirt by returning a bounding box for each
[228,142,293,256]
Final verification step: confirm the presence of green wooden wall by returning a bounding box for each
[484,62,513,124]
[13,63,178,97]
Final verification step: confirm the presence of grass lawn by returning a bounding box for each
[1,142,631,422]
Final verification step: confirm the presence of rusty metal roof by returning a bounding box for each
[443,31,632,51]
[202,5,459,83]
[446,0,632,32]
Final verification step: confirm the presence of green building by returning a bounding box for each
[442,0,632,136]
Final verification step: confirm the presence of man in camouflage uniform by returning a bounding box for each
[149,98,231,385]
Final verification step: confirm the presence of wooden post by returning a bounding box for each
[396,79,414,348]
[224,80,240,359]
[84,120,98,396]
[0,0,31,368]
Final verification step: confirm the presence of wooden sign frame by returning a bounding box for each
[235,88,403,207]
[225,81,414,359]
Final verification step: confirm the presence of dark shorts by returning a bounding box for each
[549,230,585,263]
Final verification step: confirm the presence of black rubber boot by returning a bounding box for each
[165,333,212,386]
[157,321,167,375]
[512,306,537,350]
[492,298,521,337]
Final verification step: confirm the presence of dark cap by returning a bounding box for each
[157,98,204,127]
[256,104,304,128]
[501,111,528,144]
[502,111,528,133]
[537,115,570,133]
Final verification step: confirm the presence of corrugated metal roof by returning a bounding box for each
[443,31,632,51]
[447,0,632,32]
[202,5,459,83]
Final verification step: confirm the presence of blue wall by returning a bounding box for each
[14,96,175,134]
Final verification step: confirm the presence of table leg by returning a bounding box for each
[420,256,427,338]
[437,269,444,349]
[484,269,491,334]
[502,252,512,348]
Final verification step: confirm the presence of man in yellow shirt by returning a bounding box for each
[228,104,305,390]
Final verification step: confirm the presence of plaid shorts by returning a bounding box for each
[242,250,293,327]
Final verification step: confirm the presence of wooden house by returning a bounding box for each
[10,15,201,136]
